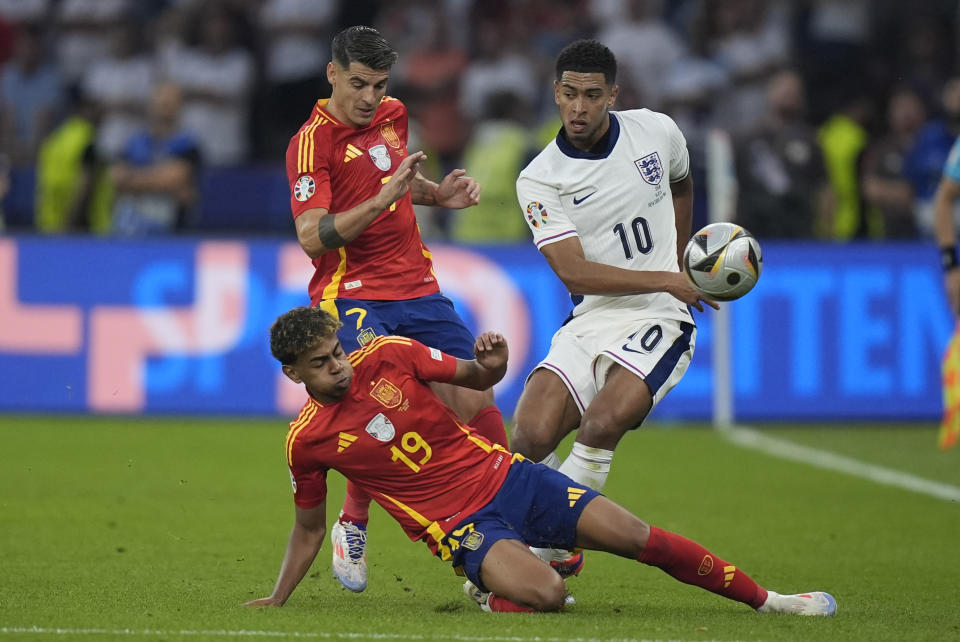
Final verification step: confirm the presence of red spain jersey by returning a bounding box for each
[285,336,515,557]
[285,97,440,304]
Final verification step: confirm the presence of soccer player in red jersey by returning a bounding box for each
[246,306,836,616]
[283,26,508,591]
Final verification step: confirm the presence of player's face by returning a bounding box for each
[555,72,618,151]
[327,61,390,128]
[283,335,353,404]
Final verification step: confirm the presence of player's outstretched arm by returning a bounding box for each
[540,238,718,311]
[245,502,327,607]
[410,167,481,209]
[449,332,508,390]
[934,174,960,316]
[294,152,426,258]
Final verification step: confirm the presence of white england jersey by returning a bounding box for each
[517,109,693,323]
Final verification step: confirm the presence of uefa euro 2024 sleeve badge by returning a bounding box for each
[293,175,315,201]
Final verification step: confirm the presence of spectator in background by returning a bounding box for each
[734,69,828,238]
[0,0,50,28]
[34,89,112,234]
[158,1,255,166]
[818,90,878,239]
[110,83,200,236]
[0,25,65,167]
[54,0,129,86]
[908,77,960,238]
[861,87,925,239]
[452,91,533,243]
[81,21,156,161]
[258,0,334,160]
[459,17,538,124]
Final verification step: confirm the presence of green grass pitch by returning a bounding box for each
[2,416,959,641]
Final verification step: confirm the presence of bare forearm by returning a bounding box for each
[671,177,694,270]
[267,525,325,605]
[554,257,675,295]
[297,197,390,259]
[934,179,960,248]
[452,360,506,390]
[410,174,438,206]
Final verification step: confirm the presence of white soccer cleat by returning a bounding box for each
[757,590,837,616]
[330,520,368,592]
[463,579,492,612]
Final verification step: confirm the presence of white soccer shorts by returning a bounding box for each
[533,313,696,417]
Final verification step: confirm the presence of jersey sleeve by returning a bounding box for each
[402,338,458,383]
[285,127,333,218]
[654,112,690,183]
[516,173,578,250]
[290,465,328,509]
[944,137,960,183]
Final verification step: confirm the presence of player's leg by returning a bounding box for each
[572,495,836,615]
[400,293,508,445]
[511,367,582,462]
[473,539,567,612]
[559,319,696,492]
[322,298,393,592]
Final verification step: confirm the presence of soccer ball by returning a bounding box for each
[683,222,762,301]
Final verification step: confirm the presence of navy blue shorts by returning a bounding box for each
[438,459,602,592]
[324,292,476,358]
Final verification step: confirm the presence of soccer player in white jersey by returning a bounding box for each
[512,39,719,576]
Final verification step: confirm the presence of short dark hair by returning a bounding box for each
[270,306,342,365]
[556,39,617,85]
[331,25,398,71]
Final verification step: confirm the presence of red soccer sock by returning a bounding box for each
[340,481,371,525]
[469,405,508,447]
[638,526,768,609]
[487,594,536,613]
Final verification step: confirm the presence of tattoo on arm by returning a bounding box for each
[317,215,347,249]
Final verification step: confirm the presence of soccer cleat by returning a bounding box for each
[757,590,837,616]
[549,550,585,579]
[463,579,492,612]
[330,520,368,592]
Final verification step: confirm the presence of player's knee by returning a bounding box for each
[510,418,554,461]
[526,573,567,612]
[578,411,630,447]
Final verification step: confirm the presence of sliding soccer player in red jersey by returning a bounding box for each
[283,26,507,592]
[246,306,836,616]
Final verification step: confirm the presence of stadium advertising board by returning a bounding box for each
[0,237,948,420]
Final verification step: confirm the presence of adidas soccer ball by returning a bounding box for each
[683,222,763,301]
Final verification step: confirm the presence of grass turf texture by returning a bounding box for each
[1,416,959,641]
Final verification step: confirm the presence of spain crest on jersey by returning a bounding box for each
[380,121,401,148]
[370,378,402,408]
[369,144,392,171]
[293,175,315,201]
[635,152,663,185]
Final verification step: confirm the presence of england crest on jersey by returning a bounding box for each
[635,152,663,185]
[365,412,396,442]
[369,144,392,171]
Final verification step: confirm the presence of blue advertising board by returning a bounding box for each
[0,237,949,420]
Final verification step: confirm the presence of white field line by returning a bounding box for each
[0,627,716,642]
[723,426,960,503]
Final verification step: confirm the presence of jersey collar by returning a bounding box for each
[556,112,620,160]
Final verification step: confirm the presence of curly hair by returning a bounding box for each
[270,306,342,365]
[555,39,617,85]
[331,25,398,71]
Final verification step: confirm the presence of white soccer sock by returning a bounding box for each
[538,451,562,470]
[557,442,614,491]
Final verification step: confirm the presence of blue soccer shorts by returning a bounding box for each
[439,458,602,592]
[323,292,476,358]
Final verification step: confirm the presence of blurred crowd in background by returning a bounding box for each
[1,0,959,242]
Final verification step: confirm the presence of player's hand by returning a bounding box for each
[474,331,508,371]
[378,151,425,209]
[244,596,283,607]
[665,272,720,312]
[946,269,960,317]
[435,168,481,209]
